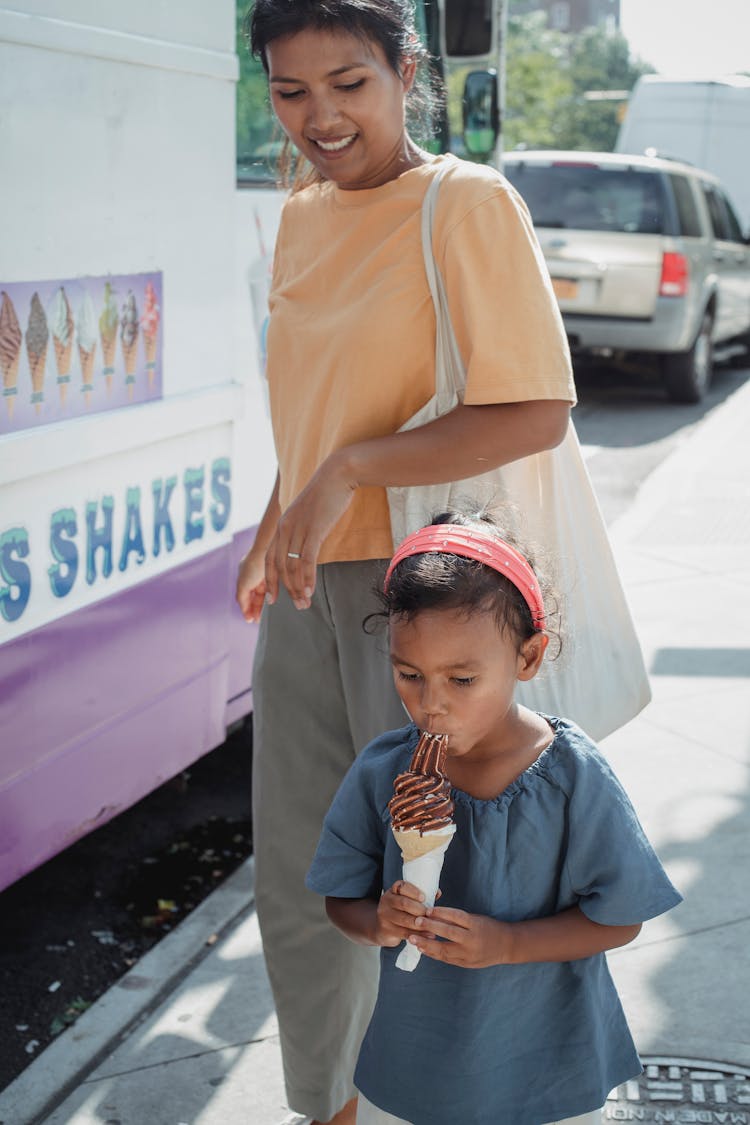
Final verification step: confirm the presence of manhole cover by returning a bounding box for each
[606,1059,750,1122]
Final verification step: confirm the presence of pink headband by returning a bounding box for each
[384,525,546,630]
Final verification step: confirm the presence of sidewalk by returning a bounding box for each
[2,379,749,1125]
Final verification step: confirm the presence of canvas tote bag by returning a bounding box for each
[387,166,651,740]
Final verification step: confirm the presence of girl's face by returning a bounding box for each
[266,27,417,190]
[389,607,546,761]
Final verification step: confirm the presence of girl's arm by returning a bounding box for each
[411,904,641,970]
[266,398,570,608]
[326,880,432,949]
[235,471,281,623]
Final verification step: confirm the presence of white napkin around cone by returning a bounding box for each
[392,824,456,971]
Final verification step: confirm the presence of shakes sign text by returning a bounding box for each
[1,457,231,631]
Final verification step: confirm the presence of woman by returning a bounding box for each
[237,3,576,1123]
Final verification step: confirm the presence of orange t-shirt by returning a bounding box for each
[266,154,576,563]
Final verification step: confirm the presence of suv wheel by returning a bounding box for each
[663,312,714,404]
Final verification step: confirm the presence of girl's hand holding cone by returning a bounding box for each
[376,881,434,948]
[409,907,513,969]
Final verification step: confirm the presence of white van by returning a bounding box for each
[616,75,750,232]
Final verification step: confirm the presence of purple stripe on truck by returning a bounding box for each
[0,531,258,893]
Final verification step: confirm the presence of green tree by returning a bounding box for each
[504,12,573,150]
[555,26,654,151]
[500,13,654,153]
[235,6,280,174]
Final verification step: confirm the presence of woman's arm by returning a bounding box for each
[235,471,281,622]
[344,399,569,489]
[411,903,641,970]
[267,398,570,608]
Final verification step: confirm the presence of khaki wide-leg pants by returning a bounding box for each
[252,560,406,1122]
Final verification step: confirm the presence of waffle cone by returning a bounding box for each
[100,333,117,369]
[53,336,73,377]
[143,333,157,363]
[121,338,138,376]
[1,350,20,391]
[393,826,455,862]
[28,345,48,393]
[79,343,96,384]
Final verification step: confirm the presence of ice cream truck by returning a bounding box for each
[0,0,503,891]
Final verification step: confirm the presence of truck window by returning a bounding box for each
[668,174,703,238]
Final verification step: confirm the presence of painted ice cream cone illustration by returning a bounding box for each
[140,281,160,390]
[50,287,74,407]
[120,291,139,400]
[99,282,118,394]
[389,732,456,972]
[76,292,98,408]
[26,292,49,414]
[0,291,22,420]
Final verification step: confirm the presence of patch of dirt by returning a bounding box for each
[0,720,253,1093]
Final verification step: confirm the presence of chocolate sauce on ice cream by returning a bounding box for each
[389,732,454,834]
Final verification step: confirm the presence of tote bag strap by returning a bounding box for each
[421,163,466,400]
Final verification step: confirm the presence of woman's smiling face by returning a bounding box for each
[266,27,417,190]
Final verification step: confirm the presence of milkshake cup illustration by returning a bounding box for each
[120,291,139,400]
[76,292,98,407]
[140,281,160,390]
[50,286,74,406]
[99,281,119,394]
[26,292,49,414]
[0,291,22,420]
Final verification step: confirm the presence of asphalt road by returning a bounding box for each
[574,356,749,525]
[0,356,747,1095]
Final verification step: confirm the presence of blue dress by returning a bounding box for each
[306,718,682,1125]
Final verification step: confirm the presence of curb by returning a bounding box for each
[0,856,256,1125]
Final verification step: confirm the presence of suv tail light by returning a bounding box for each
[660,252,689,297]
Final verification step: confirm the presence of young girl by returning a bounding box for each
[306,512,681,1125]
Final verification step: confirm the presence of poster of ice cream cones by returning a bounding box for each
[0,272,162,436]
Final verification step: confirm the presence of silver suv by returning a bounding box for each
[502,150,750,402]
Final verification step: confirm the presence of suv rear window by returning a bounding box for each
[504,163,667,234]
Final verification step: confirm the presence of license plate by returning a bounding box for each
[552,277,579,300]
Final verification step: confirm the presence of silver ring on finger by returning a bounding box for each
[287,551,302,559]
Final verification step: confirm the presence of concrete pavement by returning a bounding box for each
[1,377,749,1125]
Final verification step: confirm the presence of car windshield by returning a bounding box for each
[504,163,667,234]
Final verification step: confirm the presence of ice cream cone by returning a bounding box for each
[99,281,119,395]
[26,292,49,413]
[50,288,74,406]
[120,290,140,401]
[140,282,160,391]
